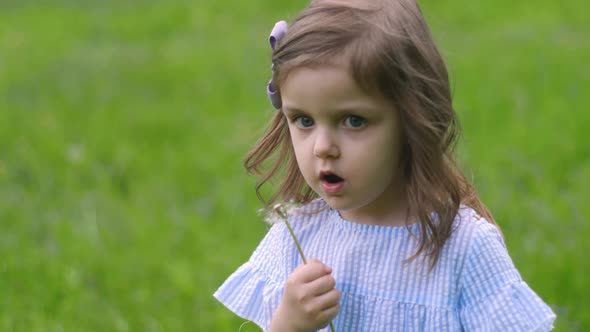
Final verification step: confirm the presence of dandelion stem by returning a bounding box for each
[329,321,336,331]
[284,219,307,264]
[274,206,336,332]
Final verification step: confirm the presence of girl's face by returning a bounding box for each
[281,64,406,224]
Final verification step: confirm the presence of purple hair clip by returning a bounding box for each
[267,21,288,109]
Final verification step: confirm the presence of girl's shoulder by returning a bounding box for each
[450,205,502,246]
[437,205,505,272]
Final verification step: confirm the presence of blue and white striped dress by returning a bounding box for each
[214,199,556,331]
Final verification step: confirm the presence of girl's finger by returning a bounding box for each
[313,288,341,311]
[318,302,340,323]
[292,259,331,283]
[305,273,336,296]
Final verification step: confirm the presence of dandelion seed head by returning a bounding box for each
[262,208,282,225]
[259,202,298,225]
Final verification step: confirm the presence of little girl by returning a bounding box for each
[215,0,556,331]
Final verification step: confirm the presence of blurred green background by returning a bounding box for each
[0,0,588,331]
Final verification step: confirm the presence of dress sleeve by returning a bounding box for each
[213,223,287,331]
[458,221,556,331]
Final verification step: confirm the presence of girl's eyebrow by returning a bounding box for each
[283,104,379,116]
[282,106,306,115]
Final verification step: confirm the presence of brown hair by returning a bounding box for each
[245,0,497,267]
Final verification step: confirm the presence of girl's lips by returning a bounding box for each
[320,180,345,194]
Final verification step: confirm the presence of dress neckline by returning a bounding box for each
[330,208,420,235]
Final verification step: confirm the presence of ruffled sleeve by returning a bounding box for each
[458,221,556,331]
[213,223,288,331]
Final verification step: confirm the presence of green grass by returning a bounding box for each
[0,0,588,330]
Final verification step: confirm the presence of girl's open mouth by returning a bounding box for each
[320,172,345,194]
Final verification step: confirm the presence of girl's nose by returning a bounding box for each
[313,130,340,159]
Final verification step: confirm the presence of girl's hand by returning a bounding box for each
[269,259,340,332]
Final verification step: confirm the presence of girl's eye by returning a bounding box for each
[344,116,366,128]
[295,116,314,128]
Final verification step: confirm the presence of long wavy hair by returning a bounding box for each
[245,0,496,267]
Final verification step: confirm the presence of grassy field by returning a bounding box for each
[0,0,588,331]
